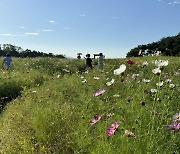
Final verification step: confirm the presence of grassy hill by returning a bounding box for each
[0,56,179,153]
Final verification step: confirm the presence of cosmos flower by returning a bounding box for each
[93,89,106,97]
[94,76,100,80]
[142,79,150,83]
[82,79,87,83]
[125,130,136,138]
[155,60,169,67]
[132,74,139,80]
[142,61,149,66]
[106,79,115,86]
[90,114,102,125]
[114,64,126,75]
[167,120,180,132]
[106,121,119,136]
[106,128,116,136]
[173,112,180,121]
[152,68,161,74]
[110,121,119,129]
[57,74,61,78]
[113,94,120,97]
[165,79,171,83]
[62,68,70,73]
[174,72,180,76]
[127,60,136,65]
[150,89,157,93]
[156,81,164,87]
[106,113,115,118]
[169,84,175,88]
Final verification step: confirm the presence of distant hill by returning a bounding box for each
[127,33,180,57]
[0,44,65,58]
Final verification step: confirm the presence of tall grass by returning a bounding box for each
[0,56,179,153]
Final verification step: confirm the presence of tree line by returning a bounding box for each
[126,33,180,57]
[0,44,65,58]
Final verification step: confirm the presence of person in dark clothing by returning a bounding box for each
[85,54,92,70]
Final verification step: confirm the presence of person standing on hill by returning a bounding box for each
[98,53,104,69]
[84,54,92,70]
[2,54,12,70]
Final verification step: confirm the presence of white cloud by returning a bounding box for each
[38,29,54,32]
[20,26,25,29]
[111,16,118,19]
[168,1,180,5]
[49,20,55,23]
[25,32,39,36]
[79,14,86,17]
[0,33,16,36]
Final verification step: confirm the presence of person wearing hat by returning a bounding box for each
[84,54,92,70]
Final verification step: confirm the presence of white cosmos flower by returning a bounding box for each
[106,113,115,118]
[169,84,175,88]
[156,81,163,87]
[62,68,70,73]
[173,112,180,121]
[155,60,169,67]
[165,79,171,83]
[142,61,149,66]
[152,68,161,74]
[106,79,115,86]
[151,89,157,93]
[114,64,126,75]
[142,79,150,83]
[94,76,100,80]
[132,74,139,79]
[57,74,61,78]
[113,94,120,97]
[82,79,87,83]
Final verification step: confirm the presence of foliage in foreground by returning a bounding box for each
[0,57,180,153]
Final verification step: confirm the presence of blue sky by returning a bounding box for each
[0,0,180,58]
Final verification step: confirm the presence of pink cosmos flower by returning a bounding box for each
[127,60,136,65]
[106,121,119,136]
[167,120,180,132]
[110,121,119,129]
[90,114,102,125]
[93,89,106,97]
[106,128,116,136]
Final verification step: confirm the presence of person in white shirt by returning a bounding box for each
[98,53,104,69]
[2,54,12,70]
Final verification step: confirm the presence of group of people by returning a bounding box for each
[1,53,104,71]
[84,53,104,70]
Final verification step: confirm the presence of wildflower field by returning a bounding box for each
[0,56,179,153]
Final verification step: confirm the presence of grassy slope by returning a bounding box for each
[0,57,180,153]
